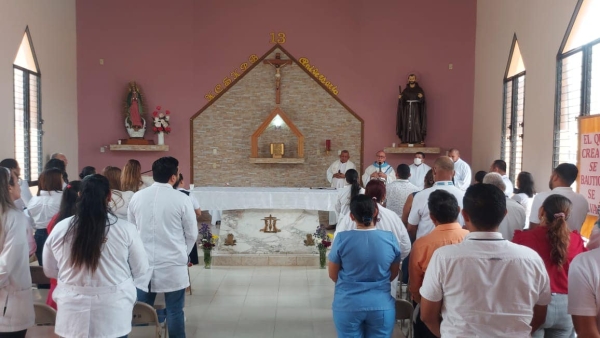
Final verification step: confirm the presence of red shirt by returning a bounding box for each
[513,227,586,293]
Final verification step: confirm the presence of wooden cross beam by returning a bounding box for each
[263,53,292,104]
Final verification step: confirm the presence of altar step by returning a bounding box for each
[212,254,321,266]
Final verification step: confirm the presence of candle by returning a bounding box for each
[326,139,331,151]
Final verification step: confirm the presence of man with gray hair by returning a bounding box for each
[483,172,526,240]
[50,153,68,169]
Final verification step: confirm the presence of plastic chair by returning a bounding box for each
[131,302,166,338]
[30,266,51,285]
[34,303,57,326]
[395,299,414,338]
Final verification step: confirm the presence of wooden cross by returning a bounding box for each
[263,53,292,104]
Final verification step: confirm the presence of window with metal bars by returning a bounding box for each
[13,27,42,183]
[554,0,600,168]
[501,35,526,183]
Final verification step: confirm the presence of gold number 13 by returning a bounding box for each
[270,32,286,44]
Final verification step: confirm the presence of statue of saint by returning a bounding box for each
[125,82,145,130]
[396,74,426,144]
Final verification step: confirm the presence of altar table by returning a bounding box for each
[190,187,338,211]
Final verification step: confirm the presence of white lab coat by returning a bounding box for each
[109,190,134,220]
[334,205,411,298]
[334,185,365,224]
[453,158,472,191]
[43,215,149,338]
[0,209,35,333]
[128,182,197,293]
[27,191,62,230]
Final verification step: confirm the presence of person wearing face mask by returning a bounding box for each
[409,152,431,190]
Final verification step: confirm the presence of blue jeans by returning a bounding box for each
[136,285,186,338]
[34,229,48,266]
[532,294,574,338]
[333,309,395,338]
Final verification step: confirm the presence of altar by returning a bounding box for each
[190,187,339,266]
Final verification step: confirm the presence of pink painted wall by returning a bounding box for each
[77,0,476,178]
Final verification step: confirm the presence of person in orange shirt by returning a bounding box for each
[408,189,469,337]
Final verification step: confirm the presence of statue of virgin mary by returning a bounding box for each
[125,81,145,130]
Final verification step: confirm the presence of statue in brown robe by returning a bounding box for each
[396,74,426,144]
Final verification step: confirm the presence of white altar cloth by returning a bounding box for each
[190,187,338,211]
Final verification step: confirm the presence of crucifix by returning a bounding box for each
[263,53,292,104]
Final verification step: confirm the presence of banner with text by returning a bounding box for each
[580,132,600,216]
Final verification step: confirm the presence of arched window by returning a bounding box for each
[554,0,600,167]
[502,35,526,182]
[13,27,42,182]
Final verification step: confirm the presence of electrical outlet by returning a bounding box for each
[317,149,320,155]
[99,59,104,65]
[213,163,217,169]
[448,63,453,70]
[100,146,105,153]
[213,148,218,155]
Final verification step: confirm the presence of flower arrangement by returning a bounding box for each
[313,224,333,250]
[199,223,219,250]
[152,105,171,134]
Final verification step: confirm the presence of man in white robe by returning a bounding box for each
[362,150,396,187]
[128,156,197,338]
[409,152,431,190]
[326,150,356,228]
[490,159,514,197]
[448,148,472,191]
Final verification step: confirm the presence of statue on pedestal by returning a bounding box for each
[396,74,426,144]
[124,81,147,138]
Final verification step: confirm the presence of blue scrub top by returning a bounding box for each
[328,229,401,312]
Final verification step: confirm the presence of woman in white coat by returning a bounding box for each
[0,168,34,337]
[43,174,149,338]
[334,169,365,224]
[334,180,411,298]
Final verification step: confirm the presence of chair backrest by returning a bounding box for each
[34,303,57,326]
[395,299,414,321]
[30,266,51,285]
[132,302,159,326]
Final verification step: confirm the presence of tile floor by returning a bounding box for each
[158,265,407,338]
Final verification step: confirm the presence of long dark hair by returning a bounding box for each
[516,171,536,198]
[541,195,572,268]
[56,181,82,224]
[345,169,360,200]
[365,180,386,226]
[0,168,17,236]
[65,175,115,273]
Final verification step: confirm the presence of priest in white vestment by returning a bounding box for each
[409,152,431,190]
[362,150,396,187]
[326,150,356,227]
[448,148,472,191]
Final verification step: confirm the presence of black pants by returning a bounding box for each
[0,330,27,338]
[188,243,199,265]
[414,305,438,338]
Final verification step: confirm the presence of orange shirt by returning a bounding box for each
[408,222,469,303]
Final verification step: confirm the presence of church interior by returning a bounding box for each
[1,0,600,337]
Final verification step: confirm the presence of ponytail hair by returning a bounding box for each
[56,181,82,224]
[65,174,115,274]
[365,180,386,226]
[350,195,378,226]
[345,169,360,200]
[541,194,572,268]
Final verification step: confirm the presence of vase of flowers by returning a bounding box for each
[199,223,218,269]
[152,105,171,145]
[313,224,333,269]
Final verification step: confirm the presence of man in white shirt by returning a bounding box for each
[386,164,419,216]
[448,148,472,191]
[568,247,600,336]
[483,172,526,240]
[362,150,396,186]
[490,159,514,197]
[407,156,465,240]
[420,183,551,337]
[128,157,197,338]
[326,150,356,229]
[409,152,431,190]
[529,163,589,233]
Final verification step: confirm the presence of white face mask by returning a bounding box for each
[414,158,422,165]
